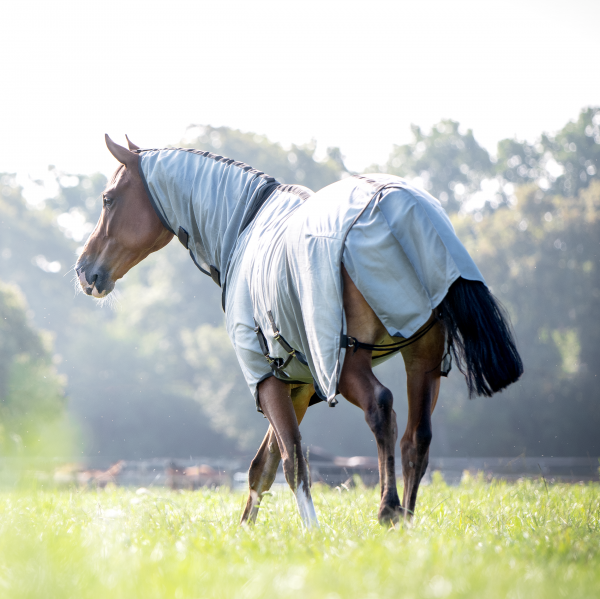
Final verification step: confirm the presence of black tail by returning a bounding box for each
[439,278,523,397]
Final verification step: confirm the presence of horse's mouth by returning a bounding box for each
[77,268,113,298]
[89,282,109,298]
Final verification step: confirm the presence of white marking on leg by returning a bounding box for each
[294,481,319,529]
[249,489,259,509]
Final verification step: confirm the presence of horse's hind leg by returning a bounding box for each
[241,383,315,526]
[339,351,401,523]
[240,425,281,524]
[399,317,445,517]
[339,266,402,524]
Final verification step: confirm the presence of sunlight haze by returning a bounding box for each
[1,0,598,181]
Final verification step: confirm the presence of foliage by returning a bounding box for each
[371,120,494,212]
[541,107,600,198]
[494,107,600,206]
[426,128,600,457]
[1,109,599,460]
[362,107,600,458]
[181,124,348,189]
[373,107,600,215]
[0,281,66,455]
[0,481,597,598]
[0,172,80,327]
[181,323,264,450]
[0,126,348,459]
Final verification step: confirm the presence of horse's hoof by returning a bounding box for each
[378,504,404,526]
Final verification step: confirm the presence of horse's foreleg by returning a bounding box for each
[399,316,445,518]
[240,384,314,525]
[252,378,318,529]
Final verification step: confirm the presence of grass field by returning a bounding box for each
[0,476,598,598]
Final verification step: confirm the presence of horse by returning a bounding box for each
[75,135,523,528]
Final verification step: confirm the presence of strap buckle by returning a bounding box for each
[253,319,290,375]
[254,313,307,374]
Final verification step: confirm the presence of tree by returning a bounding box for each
[373,107,600,457]
[541,106,600,198]
[0,281,66,455]
[3,111,598,461]
[494,107,600,205]
[428,179,600,457]
[372,119,494,212]
[180,125,347,191]
[1,125,351,458]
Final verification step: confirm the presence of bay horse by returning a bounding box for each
[75,135,523,528]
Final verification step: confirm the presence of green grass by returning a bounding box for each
[0,476,598,598]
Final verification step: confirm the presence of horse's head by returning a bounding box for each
[75,136,173,298]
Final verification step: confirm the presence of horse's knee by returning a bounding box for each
[375,384,393,412]
[415,419,432,451]
[401,418,432,460]
[365,385,394,435]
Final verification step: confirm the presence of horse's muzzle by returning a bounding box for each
[77,265,114,298]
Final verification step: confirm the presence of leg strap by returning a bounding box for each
[342,318,438,358]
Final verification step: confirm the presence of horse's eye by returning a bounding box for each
[103,196,114,208]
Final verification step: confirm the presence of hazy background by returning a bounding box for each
[0,0,598,461]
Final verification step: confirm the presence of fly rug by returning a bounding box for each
[76,136,523,528]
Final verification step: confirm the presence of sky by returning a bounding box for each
[1,0,599,185]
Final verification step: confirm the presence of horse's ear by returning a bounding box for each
[105,134,136,167]
[125,135,140,151]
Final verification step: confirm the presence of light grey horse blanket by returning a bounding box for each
[139,148,484,407]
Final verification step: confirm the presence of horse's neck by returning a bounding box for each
[140,148,276,279]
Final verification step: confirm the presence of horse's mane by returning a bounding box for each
[133,147,274,180]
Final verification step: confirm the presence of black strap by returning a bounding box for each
[238,180,280,234]
[179,227,221,285]
[254,312,310,376]
[209,265,221,287]
[159,180,311,303]
[177,226,189,249]
[440,340,453,377]
[343,318,438,358]
[254,318,272,360]
[253,319,292,376]
[267,311,308,365]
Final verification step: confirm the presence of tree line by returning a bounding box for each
[0,107,598,458]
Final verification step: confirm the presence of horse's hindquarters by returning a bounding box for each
[342,185,481,341]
